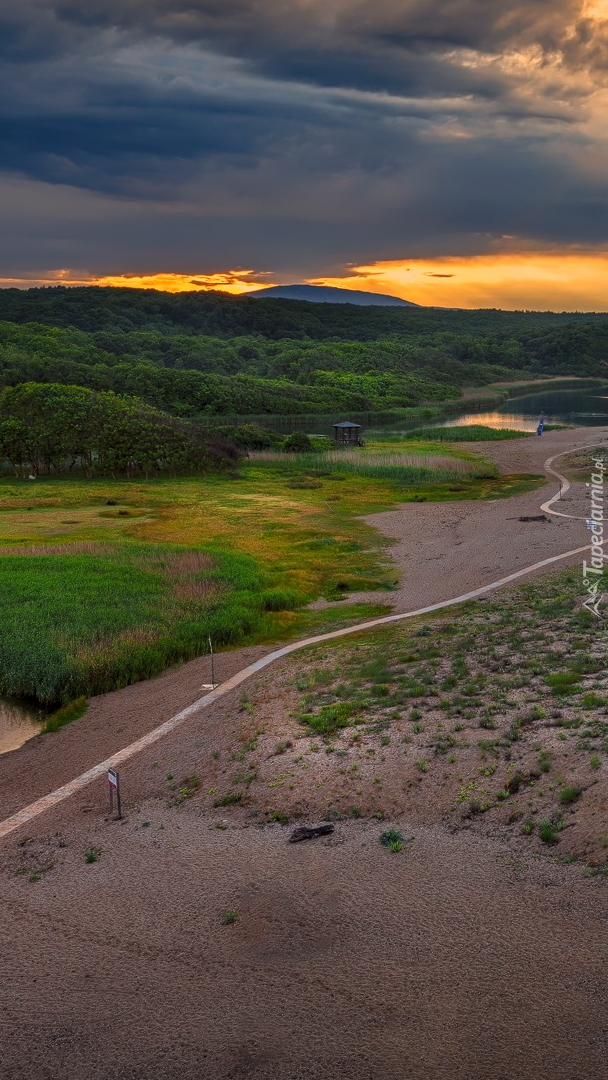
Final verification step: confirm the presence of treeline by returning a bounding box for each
[2,286,608,342]
[0,383,240,477]
[0,287,607,419]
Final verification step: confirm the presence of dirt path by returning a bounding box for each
[340,425,608,611]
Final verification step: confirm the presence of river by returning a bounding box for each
[443,387,608,433]
[227,386,608,438]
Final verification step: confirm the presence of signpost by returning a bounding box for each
[201,636,217,690]
[108,768,122,819]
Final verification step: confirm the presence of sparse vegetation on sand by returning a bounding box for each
[174,567,608,866]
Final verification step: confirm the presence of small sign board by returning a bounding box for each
[107,768,122,818]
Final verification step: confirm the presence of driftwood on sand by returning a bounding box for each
[288,824,334,843]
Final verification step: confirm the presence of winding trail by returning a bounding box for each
[541,443,605,519]
[0,435,604,842]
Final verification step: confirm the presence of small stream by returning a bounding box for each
[0,698,45,755]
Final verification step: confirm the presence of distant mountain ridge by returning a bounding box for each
[249,284,419,307]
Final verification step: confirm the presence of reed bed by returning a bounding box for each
[0,543,303,705]
[249,450,497,482]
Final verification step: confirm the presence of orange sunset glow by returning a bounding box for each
[4,252,607,310]
[312,252,608,311]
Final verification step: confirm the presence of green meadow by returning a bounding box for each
[0,438,544,705]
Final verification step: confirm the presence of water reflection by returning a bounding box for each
[445,411,537,432]
[439,390,608,433]
[250,387,608,439]
[0,699,44,754]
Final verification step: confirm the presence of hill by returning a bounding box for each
[248,284,418,306]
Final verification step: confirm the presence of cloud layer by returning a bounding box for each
[1,0,608,294]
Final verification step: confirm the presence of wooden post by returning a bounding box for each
[108,769,122,819]
[208,635,215,687]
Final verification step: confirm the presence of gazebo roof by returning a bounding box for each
[333,420,362,428]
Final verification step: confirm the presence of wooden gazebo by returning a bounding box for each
[333,421,363,446]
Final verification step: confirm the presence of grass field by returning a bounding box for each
[0,440,545,706]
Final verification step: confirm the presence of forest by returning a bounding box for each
[0,287,607,419]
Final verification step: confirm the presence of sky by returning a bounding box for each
[1,0,608,309]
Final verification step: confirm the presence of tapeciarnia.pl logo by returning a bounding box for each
[583,457,605,617]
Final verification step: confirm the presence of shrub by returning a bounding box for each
[299,701,357,736]
[209,423,278,450]
[546,672,582,695]
[380,829,404,848]
[538,750,552,773]
[213,791,243,807]
[539,818,558,844]
[559,785,582,806]
[170,774,201,806]
[282,432,314,453]
[479,713,497,730]
[0,381,242,478]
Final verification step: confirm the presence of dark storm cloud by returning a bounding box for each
[46,0,608,87]
[0,0,607,275]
